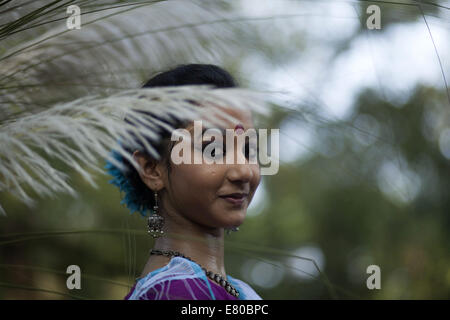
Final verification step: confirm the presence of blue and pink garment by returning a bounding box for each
[125,256,262,300]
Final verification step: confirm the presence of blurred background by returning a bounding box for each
[0,0,449,299]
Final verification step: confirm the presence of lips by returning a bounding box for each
[219,193,248,206]
[221,193,248,199]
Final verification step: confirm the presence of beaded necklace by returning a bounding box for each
[149,249,240,298]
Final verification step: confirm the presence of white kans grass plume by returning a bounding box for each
[0,86,267,216]
[0,0,240,121]
[0,0,273,215]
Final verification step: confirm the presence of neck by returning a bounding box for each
[153,214,227,278]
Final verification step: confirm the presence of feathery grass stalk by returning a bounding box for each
[0,86,267,215]
[1,1,165,37]
[0,228,348,298]
[0,282,88,299]
[0,264,130,288]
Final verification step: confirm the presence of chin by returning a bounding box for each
[222,210,246,228]
[208,203,247,228]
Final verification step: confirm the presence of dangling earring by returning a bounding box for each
[147,190,164,238]
[226,226,239,235]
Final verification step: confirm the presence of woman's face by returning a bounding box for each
[162,106,261,230]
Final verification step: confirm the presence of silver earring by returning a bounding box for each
[147,190,164,238]
[226,226,239,235]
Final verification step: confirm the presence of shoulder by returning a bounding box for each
[127,257,220,300]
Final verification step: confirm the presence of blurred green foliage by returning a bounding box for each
[1,0,449,299]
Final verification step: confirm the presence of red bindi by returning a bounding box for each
[234,124,245,135]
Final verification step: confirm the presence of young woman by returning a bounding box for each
[106,64,262,300]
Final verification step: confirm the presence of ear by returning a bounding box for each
[132,150,165,191]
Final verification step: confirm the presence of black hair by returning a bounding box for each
[121,64,237,214]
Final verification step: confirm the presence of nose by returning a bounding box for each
[227,162,254,183]
[226,151,254,183]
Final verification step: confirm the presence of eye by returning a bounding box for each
[202,141,225,158]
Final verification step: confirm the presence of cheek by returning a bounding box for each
[169,164,225,204]
[248,165,261,200]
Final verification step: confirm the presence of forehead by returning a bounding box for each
[187,105,254,132]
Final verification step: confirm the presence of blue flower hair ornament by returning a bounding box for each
[104,148,150,218]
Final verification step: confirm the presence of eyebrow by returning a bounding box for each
[200,127,259,141]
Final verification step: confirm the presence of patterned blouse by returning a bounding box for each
[125,256,262,300]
